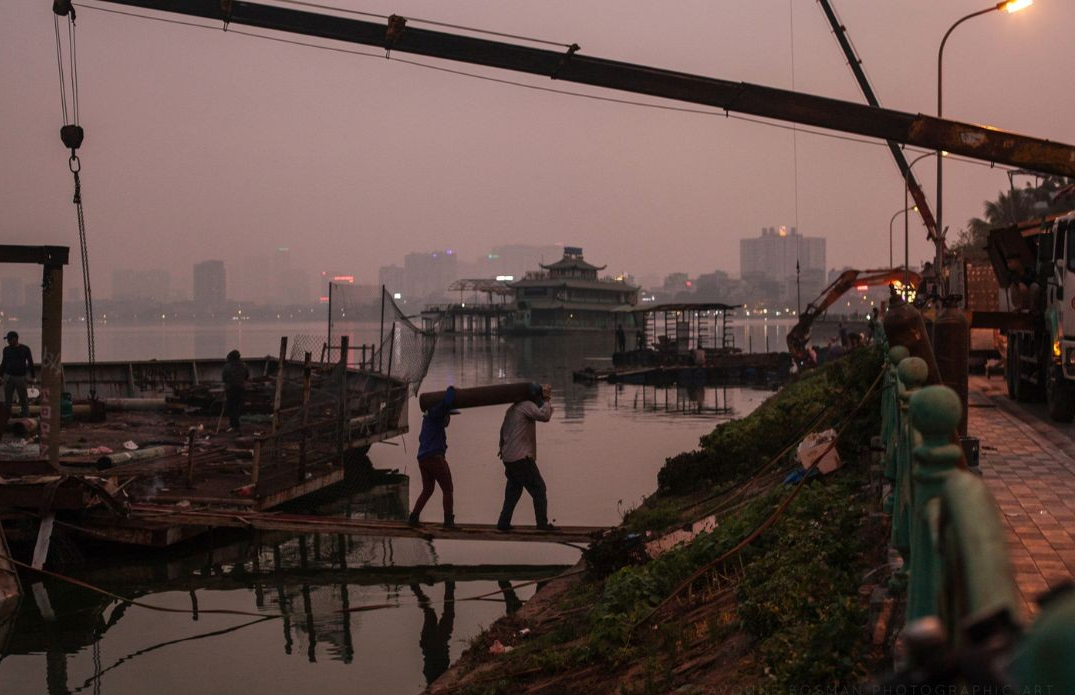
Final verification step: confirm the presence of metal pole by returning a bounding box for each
[40,262,64,470]
[327,281,333,362]
[937,4,1001,293]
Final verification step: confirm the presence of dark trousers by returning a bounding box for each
[412,454,454,518]
[224,386,244,429]
[3,375,29,416]
[497,457,548,528]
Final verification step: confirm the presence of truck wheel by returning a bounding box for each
[1011,339,1043,402]
[1046,364,1075,423]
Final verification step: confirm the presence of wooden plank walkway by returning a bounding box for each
[970,376,1075,619]
[108,504,606,544]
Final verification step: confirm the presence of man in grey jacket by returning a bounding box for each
[496,382,555,532]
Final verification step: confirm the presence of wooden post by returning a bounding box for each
[40,261,64,470]
[299,351,312,482]
[272,337,288,434]
[338,335,349,463]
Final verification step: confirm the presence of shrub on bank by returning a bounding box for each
[657,347,882,495]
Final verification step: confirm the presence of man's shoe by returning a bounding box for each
[496,524,513,533]
[536,523,559,532]
[442,514,459,530]
[407,514,422,527]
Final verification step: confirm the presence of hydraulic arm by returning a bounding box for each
[816,0,938,241]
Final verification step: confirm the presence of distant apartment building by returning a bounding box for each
[740,226,825,281]
[377,265,404,297]
[740,226,826,307]
[193,260,226,307]
[112,269,171,302]
[403,250,458,302]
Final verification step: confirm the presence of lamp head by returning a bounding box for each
[998,0,1031,14]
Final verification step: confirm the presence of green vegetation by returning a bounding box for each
[453,347,887,694]
[658,347,882,495]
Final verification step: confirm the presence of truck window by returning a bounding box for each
[1064,221,1075,272]
[1037,230,1054,273]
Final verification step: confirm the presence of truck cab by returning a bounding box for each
[987,212,1075,421]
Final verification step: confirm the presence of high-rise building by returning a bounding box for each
[193,260,226,307]
[740,226,825,283]
[402,250,458,302]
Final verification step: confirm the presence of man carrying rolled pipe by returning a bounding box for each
[496,382,555,532]
[410,385,459,529]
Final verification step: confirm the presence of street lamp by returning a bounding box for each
[889,206,916,268]
[904,151,943,283]
[936,0,1031,291]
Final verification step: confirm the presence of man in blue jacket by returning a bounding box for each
[410,386,459,529]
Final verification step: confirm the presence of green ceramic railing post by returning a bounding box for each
[906,384,963,621]
[890,354,927,593]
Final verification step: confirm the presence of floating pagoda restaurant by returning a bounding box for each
[507,247,638,333]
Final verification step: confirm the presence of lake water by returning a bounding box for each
[0,321,775,695]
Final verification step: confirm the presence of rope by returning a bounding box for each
[72,167,97,398]
[631,366,885,632]
[53,17,69,124]
[53,3,97,398]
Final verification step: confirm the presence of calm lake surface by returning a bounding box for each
[1,321,778,695]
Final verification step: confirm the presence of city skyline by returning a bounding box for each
[3,2,1067,296]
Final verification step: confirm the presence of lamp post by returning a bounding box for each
[890,206,916,268]
[905,151,940,287]
[936,0,1032,292]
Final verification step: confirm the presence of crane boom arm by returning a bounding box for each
[786,268,922,361]
[95,0,1075,177]
[816,0,938,241]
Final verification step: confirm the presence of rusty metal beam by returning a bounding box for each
[93,0,1075,177]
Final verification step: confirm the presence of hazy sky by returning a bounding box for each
[2,1,1071,295]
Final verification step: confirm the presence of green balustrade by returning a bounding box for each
[872,333,1074,686]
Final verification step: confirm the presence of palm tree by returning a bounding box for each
[956,176,1074,255]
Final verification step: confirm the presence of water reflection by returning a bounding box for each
[2,325,768,695]
[0,474,568,695]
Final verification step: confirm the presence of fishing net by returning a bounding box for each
[329,284,438,395]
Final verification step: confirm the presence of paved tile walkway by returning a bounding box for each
[969,375,1075,619]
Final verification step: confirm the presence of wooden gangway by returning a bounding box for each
[84,504,607,545]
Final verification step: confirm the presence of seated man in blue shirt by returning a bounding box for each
[410,386,460,529]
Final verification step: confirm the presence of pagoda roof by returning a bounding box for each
[540,257,606,272]
[510,278,638,291]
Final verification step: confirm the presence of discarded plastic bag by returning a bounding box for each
[796,428,841,475]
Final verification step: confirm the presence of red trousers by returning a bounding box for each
[412,454,454,518]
